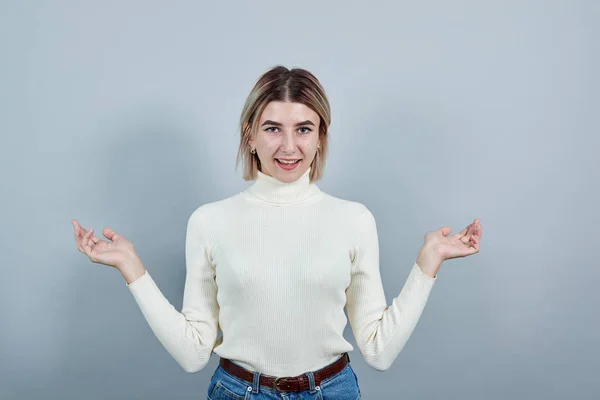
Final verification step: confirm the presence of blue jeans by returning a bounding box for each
[207,355,362,399]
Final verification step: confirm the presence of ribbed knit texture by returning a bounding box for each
[126,167,437,376]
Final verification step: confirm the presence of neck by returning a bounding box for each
[244,167,321,205]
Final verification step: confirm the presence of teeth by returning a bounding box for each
[278,159,299,164]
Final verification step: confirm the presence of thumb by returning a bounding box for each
[102,227,122,241]
[438,226,452,237]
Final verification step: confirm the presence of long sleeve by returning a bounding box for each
[125,208,220,373]
[345,207,437,371]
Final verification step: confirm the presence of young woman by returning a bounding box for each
[72,65,482,399]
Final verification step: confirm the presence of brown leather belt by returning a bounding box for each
[219,353,350,393]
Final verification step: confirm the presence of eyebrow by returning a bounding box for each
[261,120,315,127]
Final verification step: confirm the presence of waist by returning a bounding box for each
[219,352,351,393]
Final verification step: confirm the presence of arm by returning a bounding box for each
[124,209,219,373]
[345,207,437,371]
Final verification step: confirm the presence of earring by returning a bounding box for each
[251,148,256,154]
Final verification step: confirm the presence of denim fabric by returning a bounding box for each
[207,355,361,400]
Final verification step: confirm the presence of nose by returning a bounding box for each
[281,131,298,153]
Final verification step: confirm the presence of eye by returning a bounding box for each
[298,127,312,134]
[265,127,279,132]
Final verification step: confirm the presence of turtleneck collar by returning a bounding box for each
[244,167,322,205]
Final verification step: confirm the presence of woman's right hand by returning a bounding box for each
[72,219,139,271]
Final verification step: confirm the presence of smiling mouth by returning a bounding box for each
[275,159,301,165]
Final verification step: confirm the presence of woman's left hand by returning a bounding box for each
[416,218,482,277]
[430,218,482,261]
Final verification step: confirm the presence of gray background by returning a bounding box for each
[1,1,598,399]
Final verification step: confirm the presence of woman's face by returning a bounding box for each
[249,101,321,183]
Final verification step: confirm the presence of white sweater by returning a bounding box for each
[126,167,437,376]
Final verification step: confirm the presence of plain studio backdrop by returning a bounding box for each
[1,1,598,399]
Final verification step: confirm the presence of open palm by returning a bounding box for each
[72,220,138,269]
[429,218,482,261]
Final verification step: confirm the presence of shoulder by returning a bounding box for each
[321,193,373,220]
[187,193,242,225]
[320,194,377,245]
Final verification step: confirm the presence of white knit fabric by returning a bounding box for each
[126,167,437,376]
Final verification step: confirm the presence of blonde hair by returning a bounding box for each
[235,65,331,182]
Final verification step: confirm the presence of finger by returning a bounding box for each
[81,228,89,249]
[452,233,469,244]
[73,223,82,249]
[437,226,452,237]
[454,226,472,242]
[76,236,84,252]
[454,227,468,239]
[75,224,88,240]
[469,225,480,240]
[74,222,89,252]
[83,228,95,254]
[102,227,122,242]
[88,228,103,244]
[73,220,84,234]
[470,236,479,250]
[87,229,98,257]
[471,240,479,253]
[458,220,476,238]
[81,233,88,254]
[74,220,103,247]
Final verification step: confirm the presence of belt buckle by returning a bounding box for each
[273,376,293,392]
